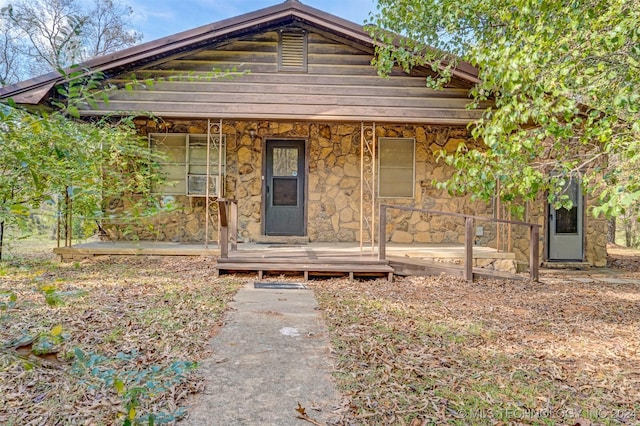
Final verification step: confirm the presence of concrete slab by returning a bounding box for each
[571,277,597,284]
[597,278,637,285]
[179,283,341,425]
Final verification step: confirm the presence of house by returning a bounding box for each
[0,0,607,268]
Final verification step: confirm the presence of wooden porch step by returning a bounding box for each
[215,260,394,281]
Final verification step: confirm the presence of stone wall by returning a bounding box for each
[102,118,607,267]
[103,194,221,242]
[585,193,608,267]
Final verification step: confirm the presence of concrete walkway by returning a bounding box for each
[180,282,341,425]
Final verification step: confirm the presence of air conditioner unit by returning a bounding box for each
[187,174,223,197]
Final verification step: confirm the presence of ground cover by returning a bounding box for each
[311,255,640,425]
[0,254,242,425]
[1,240,639,425]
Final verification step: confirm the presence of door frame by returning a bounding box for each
[261,137,309,236]
[545,177,586,262]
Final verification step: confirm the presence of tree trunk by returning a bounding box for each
[625,218,632,247]
[607,217,618,244]
[607,217,616,244]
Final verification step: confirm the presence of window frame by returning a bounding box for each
[149,133,226,197]
[377,137,416,199]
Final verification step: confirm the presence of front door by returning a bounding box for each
[264,139,305,236]
[548,178,584,261]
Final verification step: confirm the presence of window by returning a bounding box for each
[554,178,579,234]
[149,133,225,197]
[272,146,300,206]
[278,30,307,72]
[378,137,415,198]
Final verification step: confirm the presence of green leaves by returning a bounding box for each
[369,0,640,216]
[0,92,162,249]
[0,290,18,311]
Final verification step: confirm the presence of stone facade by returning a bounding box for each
[102,118,607,267]
[584,193,608,267]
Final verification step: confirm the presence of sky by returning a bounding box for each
[0,0,376,43]
[128,0,376,42]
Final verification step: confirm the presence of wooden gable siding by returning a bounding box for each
[87,30,484,124]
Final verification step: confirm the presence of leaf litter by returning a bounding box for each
[0,256,242,425]
[309,253,640,425]
[2,249,640,425]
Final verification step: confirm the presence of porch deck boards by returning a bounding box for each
[215,248,395,281]
[52,241,522,281]
[53,241,217,259]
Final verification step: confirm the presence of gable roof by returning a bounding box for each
[0,0,480,105]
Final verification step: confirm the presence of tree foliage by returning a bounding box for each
[0,0,141,84]
[368,0,640,217]
[0,70,161,258]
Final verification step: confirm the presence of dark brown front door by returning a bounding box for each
[264,139,305,236]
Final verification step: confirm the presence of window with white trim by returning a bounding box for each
[149,133,226,197]
[378,137,415,198]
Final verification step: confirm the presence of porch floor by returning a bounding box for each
[53,241,520,281]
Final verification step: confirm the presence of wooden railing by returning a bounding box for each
[379,204,541,282]
[217,199,238,259]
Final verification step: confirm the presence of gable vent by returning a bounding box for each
[278,31,308,72]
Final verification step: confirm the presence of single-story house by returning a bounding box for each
[0,0,607,267]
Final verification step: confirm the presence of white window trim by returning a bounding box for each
[149,133,226,197]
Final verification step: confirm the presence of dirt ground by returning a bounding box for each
[607,244,640,272]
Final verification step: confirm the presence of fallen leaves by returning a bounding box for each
[296,402,325,425]
[2,247,640,425]
[608,245,640,272]
[0,256,243,425]
[310,268,640,425]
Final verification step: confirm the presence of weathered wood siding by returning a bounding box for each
[88,29,483,124]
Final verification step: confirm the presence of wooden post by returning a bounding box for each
[378,204,386,261]
[205,119,211,250]
[530,225,539,282]
[0,220,4,261]
[508,210,513,252]
[464,216,474,282]
[217,199,228,259]
[496,181,501,252]
[229,200,238,252]
[56,195,61,249]
[65,188,72,247]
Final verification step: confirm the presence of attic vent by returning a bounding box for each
[278,31,307,72]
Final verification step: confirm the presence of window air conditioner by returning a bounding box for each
[187,174,222,197]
